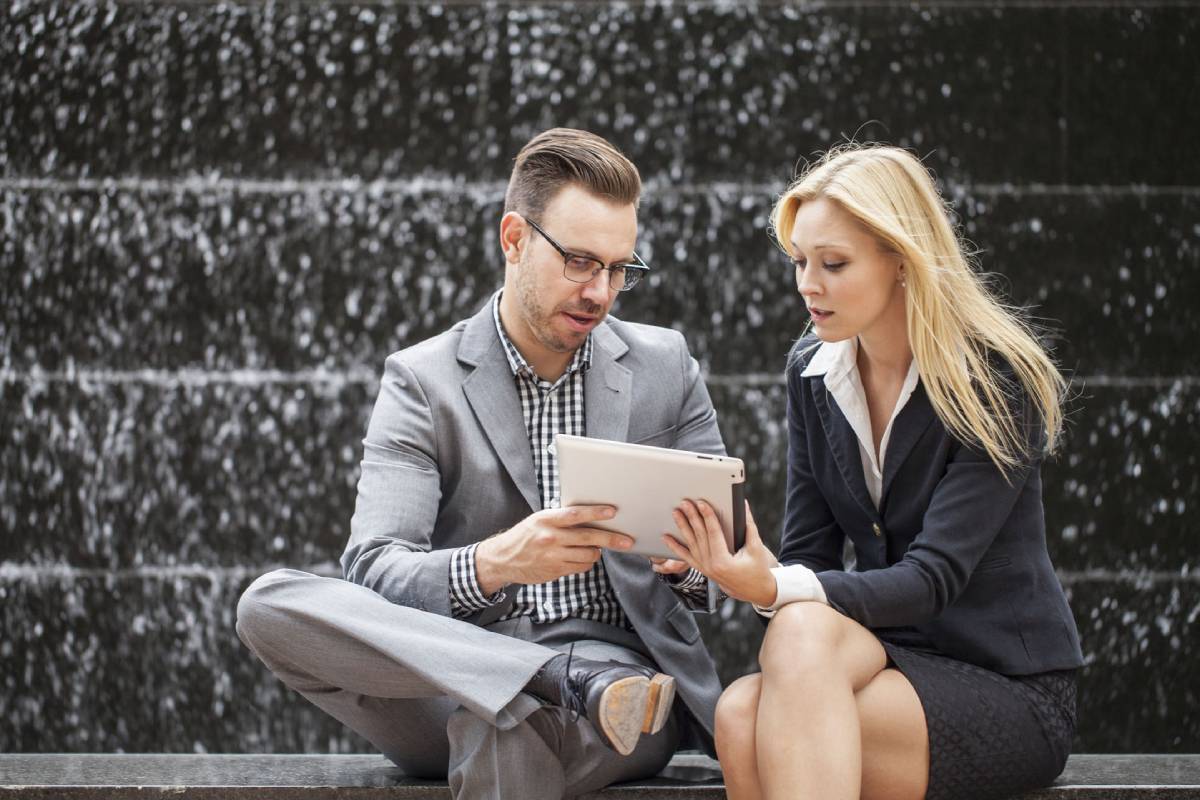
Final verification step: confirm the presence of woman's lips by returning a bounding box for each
[809,307,833,323]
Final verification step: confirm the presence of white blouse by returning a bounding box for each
[755,337,920,617]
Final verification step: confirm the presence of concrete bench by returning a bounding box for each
[2,753,1198,798]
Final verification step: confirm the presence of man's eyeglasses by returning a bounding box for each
[525,218,649,292]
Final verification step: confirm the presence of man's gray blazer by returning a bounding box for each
[340,298,728,745]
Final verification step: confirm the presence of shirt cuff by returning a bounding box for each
[753,563,828,618]
[449,543,507,618]
[661,567,707,590]
[658,567,709,606]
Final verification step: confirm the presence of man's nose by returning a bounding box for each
[580,269,614,304]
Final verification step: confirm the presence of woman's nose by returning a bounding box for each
[796,265,820,297]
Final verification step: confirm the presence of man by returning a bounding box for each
[236,128,727,799]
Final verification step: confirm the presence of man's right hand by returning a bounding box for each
[474,505,635,596]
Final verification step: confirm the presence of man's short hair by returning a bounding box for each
[504,128,642,220]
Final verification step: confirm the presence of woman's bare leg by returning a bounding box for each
[857,668,929,800]
[754,602,890,800]
[714,673,765,800]
[716,604,930,800]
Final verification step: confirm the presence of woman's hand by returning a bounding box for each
[648,557,691,576]
[663,500,780,607]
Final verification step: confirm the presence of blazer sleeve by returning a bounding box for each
[339,353,456,617]
[777,362,845,573]
[817,393,1045,629]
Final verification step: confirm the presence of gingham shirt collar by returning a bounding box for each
[492,292,593,382]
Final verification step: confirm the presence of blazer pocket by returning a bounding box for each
[975,555,1013,573]
[666,602,701,644]
[632,425,677,447]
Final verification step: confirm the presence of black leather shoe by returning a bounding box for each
[557,655,676,756]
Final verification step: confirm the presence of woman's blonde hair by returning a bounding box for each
[771,144,1065,472]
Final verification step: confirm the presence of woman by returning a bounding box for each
[663,144,1083,800]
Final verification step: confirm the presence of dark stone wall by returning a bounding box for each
[3,0,1197,755]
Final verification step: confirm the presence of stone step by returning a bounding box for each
[1,753,1198,798]
[2,187,1196,377]
[3,4,1197,185]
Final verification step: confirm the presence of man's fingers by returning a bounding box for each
[561,544,604,565]
[543,504,617,527]
[651,557,689,574]
[566,527,635,551]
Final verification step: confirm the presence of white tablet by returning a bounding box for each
[555,434,746,560]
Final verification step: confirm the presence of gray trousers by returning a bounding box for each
[236,569,679,800]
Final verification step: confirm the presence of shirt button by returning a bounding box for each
[872,522,883,537]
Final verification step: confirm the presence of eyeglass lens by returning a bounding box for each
[562,256,638,291]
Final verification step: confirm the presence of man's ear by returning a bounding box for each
[499,212,527,266]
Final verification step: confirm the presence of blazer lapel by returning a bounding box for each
[881,380,938,503]
[584,323,632,443]
[458,304,541,513]
[811,375,877,520]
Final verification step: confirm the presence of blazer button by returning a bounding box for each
[872,522,882,537]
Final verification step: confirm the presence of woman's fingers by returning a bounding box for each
[744,500,762,547]
[661,534,697,570]
[695,500,729,554]
[671,508,701,551]
[679,500,712,563]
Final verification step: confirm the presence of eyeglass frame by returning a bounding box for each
[523,217,650,292]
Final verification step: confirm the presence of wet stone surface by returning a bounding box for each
[4,379,1196,575]
[0,572,368,754]
[1,3,1196,184]
[4,188,1197,377]
[0,377,371,568]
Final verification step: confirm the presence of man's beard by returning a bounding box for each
[514,254,606,353]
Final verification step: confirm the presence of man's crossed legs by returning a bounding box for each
[236,569,679,799]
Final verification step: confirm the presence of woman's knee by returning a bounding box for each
[714,674,762,755]
[757,602,846,675]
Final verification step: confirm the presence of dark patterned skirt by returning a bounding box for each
[880,641,1078,800]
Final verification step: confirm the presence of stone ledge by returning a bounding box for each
[1,754,1199,799]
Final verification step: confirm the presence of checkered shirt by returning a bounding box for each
[448,294,707,625]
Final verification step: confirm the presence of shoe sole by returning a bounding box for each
[597,673,676,757]
[642,673,676,735]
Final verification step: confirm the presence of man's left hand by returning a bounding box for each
[649,557,691,576]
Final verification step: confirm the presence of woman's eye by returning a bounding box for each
[792,259,806,270]
[823,261,847,271]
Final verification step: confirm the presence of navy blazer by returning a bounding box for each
[779,339,1083,676]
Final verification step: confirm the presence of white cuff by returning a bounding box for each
[753,564,828,618]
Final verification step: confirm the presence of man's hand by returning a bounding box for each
[649,557,691,576]
[662,500,779,607]
[475,505,635,596]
